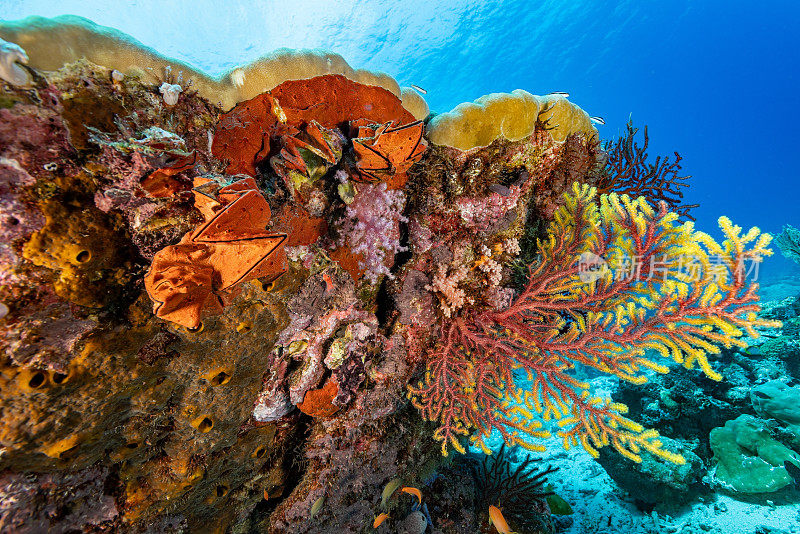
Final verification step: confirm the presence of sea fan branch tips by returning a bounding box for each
[597,119,697,220]
[408,183,778,461]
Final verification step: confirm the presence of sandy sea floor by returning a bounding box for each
[540,430,800,534]
[480,266,800,534]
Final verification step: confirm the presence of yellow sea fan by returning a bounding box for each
[408,182,780,463]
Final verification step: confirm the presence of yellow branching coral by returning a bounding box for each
[409,183,780,462]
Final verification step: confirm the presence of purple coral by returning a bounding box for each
[339,176,407,283]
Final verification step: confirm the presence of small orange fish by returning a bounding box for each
[322,272,334,293]
[488,505,518,534]
[373,512,390,528]
[401,486,422,505]
[263,489,269,500]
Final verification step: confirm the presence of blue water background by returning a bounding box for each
[3,0,799,278]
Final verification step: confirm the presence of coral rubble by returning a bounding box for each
[0,20,778,534]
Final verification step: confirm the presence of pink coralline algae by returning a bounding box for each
[253,269,372,421]
[3,294,98,371]
[286,305,376,406]
[338,178,407,283]
[0,466,118,532]
[395,269,437,327]
[455,182,524,230]
[89,127,202,260]
[0,96,79,180]
[0,157,44,283]
[269,333,414,534]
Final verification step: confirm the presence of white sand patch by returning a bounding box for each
[541,433,800,534]
[476,374,800,534]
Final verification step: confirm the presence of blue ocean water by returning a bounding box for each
[3,2,797,277]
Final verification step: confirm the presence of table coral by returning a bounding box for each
[0,16,428,115]
[426,90,597,150]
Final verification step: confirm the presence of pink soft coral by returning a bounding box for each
[455,183,524,230]
[339,176,407,283]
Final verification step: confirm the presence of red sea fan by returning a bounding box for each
[409,183,778,461]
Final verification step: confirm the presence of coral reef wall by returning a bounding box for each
[0,48,589,531]
[1,16,772,534]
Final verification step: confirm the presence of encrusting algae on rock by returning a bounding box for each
[0,15,778,534]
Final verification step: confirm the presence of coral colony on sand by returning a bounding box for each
[0,15,783,534]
